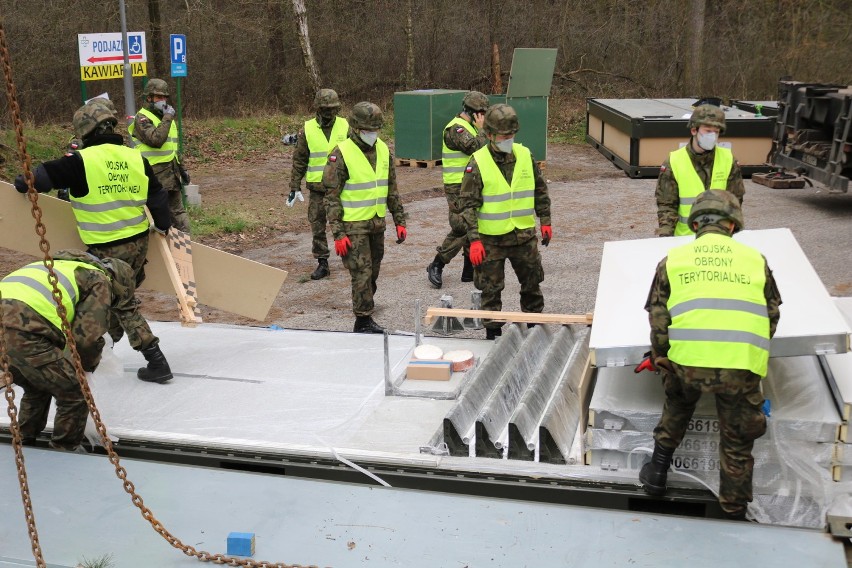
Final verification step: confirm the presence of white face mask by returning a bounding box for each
[696,131,718,151]
[494,138,514,153]
[359,131,378,147]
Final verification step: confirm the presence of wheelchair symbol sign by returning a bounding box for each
[128,34,143,55]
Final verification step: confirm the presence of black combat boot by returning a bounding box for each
[137,344,174,384]
[461,254,474,283]
[723,509,748,521]
[639,443,676,496]
[353,316,385,334]
[485,327,503,340]
[311,258,330,280]
[427,255,445,289]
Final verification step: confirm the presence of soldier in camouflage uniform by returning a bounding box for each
[426,91,490,289]
[128,78,191,233]
[639,190,782,520]
[13,101,174,384]
[458,104,552,340]
[0,251,136,451]
[656,104,745,237]
[323,102,407,333]
[288,89,349,280]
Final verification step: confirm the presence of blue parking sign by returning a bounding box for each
[170,34,187,77]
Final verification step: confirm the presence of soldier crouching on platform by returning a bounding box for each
[13,101,174,383]
[0,251,136,451]
[639,190,782,520]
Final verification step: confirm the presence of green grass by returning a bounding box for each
[0,122,71,182]
[187,204,261,237]
[548,115,587,145]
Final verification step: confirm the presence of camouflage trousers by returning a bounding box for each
[154,165,190,233]
[339,231,384,317]
[4,328,87,450]
[435,189,468,265]
[88,237,158,351]
[653,368,766,516]
[474,236,544,330]
[308,187,330,260]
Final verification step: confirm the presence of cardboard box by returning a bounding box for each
[406,359,452,381]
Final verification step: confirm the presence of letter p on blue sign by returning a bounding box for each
[170,34,187,77]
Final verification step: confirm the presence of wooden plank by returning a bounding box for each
[144,207,197,326]
[423,307,593,326]
[0,185,287,321]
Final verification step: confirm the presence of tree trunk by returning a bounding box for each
[405,0,414,90]
[147,0,166,78]
[488,0,502,94]
[687,0,706,96]
[291,0,321,92]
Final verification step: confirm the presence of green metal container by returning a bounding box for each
[393,89,466,161]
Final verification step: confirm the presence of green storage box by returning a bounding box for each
[393,89,466,161]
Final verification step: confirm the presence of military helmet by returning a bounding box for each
[314,88,341,109]
[687,190,744,233]
[688,104,726,134]
[462,91,489,112]
[483,103,519,135]
[350,101,384,130]
[88,97,117,117]
[72,101,118,140]
[143,78,170,98]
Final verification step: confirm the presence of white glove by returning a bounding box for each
[286,190,304,207]
[154,100,175,116]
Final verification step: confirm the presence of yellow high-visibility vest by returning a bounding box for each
[669,145,733,236]
[304,117,349,183]
[0,260,106,333]
[441,117,477,185]
[665,232,770,376]
[72,145,149,245]
[338,138,389,222]
[129,108,178,165]
[474,143,535,236]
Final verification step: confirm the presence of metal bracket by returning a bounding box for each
[430,295,466,335]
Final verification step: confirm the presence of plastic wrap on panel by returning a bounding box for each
[507,326,577,460]
[476,325,554,454]
[833,443,852,465]
[443,324,526,449]
[586,428,833,466]
[538,328,591,464]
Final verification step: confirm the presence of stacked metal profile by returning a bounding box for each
[824,298,852,483]
[586,356,842,527]
[434,323,591,463]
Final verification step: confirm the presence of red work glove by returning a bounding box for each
[634,351,656,374]
[396,225,407,244]
[335,235,352,257]
[541,225,552,247]
[469,240,485,266]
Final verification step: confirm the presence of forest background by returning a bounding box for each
[1,0,851,126]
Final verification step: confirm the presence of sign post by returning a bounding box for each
[170,34,187,155]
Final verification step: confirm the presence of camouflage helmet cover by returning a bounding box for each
[462,91,489,112]
[688,104,726,134]
[143,78,170,98]
[350,101,384,130]
[687,190,744,232]
[314,88,341,109]
[88,97,117,117]
[72,102,118,139]
[483,103,519,135]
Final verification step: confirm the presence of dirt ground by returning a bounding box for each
[2,141,851,338]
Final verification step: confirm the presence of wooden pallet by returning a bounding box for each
[395,158,441,169]
[752,172,806,189]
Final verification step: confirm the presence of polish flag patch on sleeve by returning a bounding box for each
[455,127,465,133]
[660,164,667,172]
[329,155,337,162]
[465,165,473,173]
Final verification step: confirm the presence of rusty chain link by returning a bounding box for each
[0,22,324,568]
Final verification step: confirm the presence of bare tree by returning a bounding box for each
[686,0,706,95]
[147,0,166,78]
[487,0,502,94]
[405,0,414,90]
[291,0,321,92]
